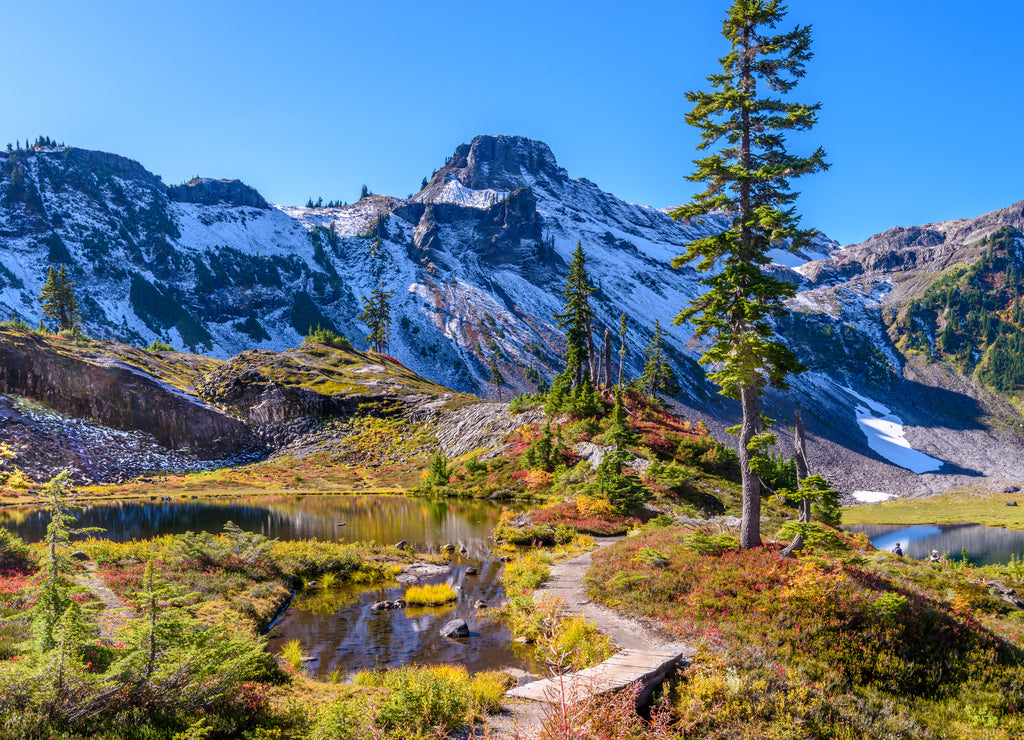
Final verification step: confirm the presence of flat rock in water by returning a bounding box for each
[396,562,451,583]
[440,619,470,639]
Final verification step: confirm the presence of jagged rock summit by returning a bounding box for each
[417,135,568,200]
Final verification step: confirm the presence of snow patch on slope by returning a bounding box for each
[839,385,943,473]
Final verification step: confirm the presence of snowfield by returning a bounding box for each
[840,386,943,474]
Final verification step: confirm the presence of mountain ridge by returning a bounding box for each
[2,134,1023,498]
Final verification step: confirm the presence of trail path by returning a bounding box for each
[490,537,694,739]
[77,562,134,640]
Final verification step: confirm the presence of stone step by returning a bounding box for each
[506,646,688,705]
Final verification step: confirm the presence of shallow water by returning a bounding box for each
[0,493,529,676]
[845,522,1024,566]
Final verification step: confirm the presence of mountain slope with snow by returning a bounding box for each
[2,135,1023,498]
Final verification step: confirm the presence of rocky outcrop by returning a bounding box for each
[422,135,568,195]
[168,177,270,209]
[0,330,254,459]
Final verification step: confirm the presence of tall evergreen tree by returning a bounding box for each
[488,357,505,401]
[639,320,680,399]
[359,283,393,353]
[39,265,80,332]
[553,242,595,389]
[671,0,827,548]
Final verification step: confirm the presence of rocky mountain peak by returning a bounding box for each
[418,135,568,201]
[167,177,270,209]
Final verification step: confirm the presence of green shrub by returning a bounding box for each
[776,521,849,552]
[684,529,739,555]
[146,340,175,352]
[0,528,32,570]
[361,665,471,737]
[303,324,351,350]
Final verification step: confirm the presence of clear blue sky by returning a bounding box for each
[2,0,1020,246]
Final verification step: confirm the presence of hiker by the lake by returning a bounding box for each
[893,542,904,557]
[929,549,941,563]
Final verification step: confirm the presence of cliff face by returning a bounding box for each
[0,330,254,459]
[168,177,270,209]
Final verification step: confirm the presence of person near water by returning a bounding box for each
[929,549,941,562]
[893,542,903,557]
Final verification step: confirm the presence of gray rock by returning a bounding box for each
[371,601,391,611]
[396,562,451,583]
[167,177,270,209]
[474,599,487,609]
[391,599,407,609]
[70,550,89,561]
[465,567,478,576]
[1007,501,1018,507]
[395,540,407,549]
[440,619,470,639]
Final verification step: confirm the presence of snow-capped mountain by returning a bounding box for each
[0,135,836,398]
[2,135,1023,498]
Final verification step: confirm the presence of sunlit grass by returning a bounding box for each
[404,582,457,605]
[280,639,306,670]
[843,489,1024,530]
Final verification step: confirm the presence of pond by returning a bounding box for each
[844,522,1024,566]
[0,494,529,677]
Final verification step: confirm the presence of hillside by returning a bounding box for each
[0,326,463,485]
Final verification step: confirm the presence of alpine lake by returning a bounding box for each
[0,493,532,678]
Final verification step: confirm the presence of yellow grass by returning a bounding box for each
[404,582,457,605]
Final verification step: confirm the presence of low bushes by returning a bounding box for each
[587,525,1024,739]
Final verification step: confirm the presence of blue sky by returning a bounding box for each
[2,0,1021,246]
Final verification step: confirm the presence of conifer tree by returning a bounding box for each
[639,320,680,399]
[359,283,393,353]
[488,357,504,401]
[553,242,595,390]
[39,265,80,332]
[671,0,827,548]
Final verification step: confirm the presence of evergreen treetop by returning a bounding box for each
[671,0,827,548]
[39,265,80,333]
[554,242,596,389]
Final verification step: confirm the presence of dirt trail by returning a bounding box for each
[488,537,693,738]
[538,538,692,654]
[77,562,134,640]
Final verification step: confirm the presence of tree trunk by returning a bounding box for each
[604,328,612,388]
[794,407,811,523]
[738,382,762,548]
[586,321,597,385]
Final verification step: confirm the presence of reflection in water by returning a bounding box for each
[1,494,516,558]
[0,494,528,676]
[846,523,1024,566]
[268,556,529,678]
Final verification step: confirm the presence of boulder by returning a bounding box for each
[465,567,478,576]
[440,619,470,639]
[70,550,89,561]
[395,540,407,550]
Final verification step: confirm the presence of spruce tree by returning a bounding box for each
[553,242,595,390]
[488,357,504,401]
[39,265,80,332]
[639,319,680,400]
[359,283,393,353]
[671,0,827,548]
